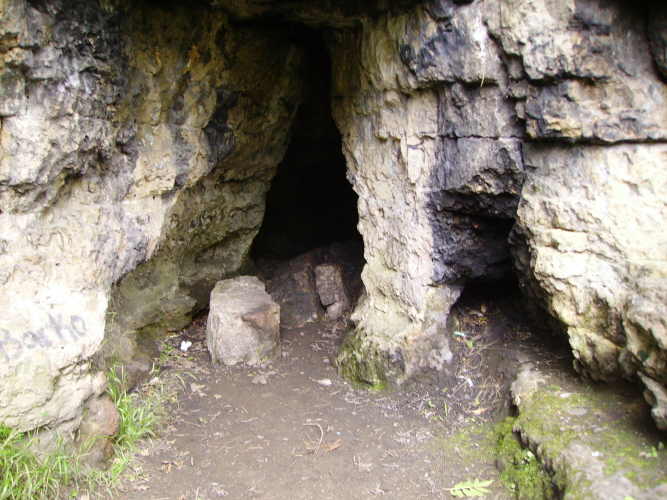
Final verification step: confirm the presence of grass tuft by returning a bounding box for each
[107,366,161,450]
[0,364,166,499]
[0,426,78,500]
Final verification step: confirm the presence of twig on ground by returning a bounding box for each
[303,423,324,455]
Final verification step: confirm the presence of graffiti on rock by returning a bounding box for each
[0,314,87,361]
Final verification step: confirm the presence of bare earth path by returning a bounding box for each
[110,317,510,500]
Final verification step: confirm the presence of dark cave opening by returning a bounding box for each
[250,29,362,263]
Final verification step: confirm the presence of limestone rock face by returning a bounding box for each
[331,0,526,383]
[0,0,301,433]
[331,0,667,428]
[503,1,667,427]
[206,277,280,366]
[512,144,667,385]
[102,5,302,369]
[2,0,667,433]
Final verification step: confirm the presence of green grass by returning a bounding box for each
[0,365,166,500]
[0,426,77,500]
[106,367,161,449]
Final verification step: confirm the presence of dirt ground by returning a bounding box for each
[106,288,566,500]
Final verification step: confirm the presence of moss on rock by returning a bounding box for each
[510,367,667,499]
[495,417,556,500]
[335,331,389,390]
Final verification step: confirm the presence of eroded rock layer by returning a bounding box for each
[0,0,302,432]
[331,0,667,429]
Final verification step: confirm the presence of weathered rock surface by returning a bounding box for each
[0,0,301,434]
[206,276,280,366]
[512,144,667,386]
[76,394,120,466]
[2,0,667,436]
[331,0,526,385]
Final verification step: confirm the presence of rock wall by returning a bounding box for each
[0,0,302,433]
[331,0,667,428]
[505,1,667,428]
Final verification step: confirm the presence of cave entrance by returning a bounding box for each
[251,29,364,332]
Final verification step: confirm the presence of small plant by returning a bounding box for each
[158,342,178,367]
[446,479,493,497]
[638,443,663,460]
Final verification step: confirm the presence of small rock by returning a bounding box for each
[190,383,206,395]
[76,394,120,466]
[639,373,667,431]
[264,253,323,328]
[314,263,350,320]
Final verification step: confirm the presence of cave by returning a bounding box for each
[3,1,667,496]
[251,29,361,262]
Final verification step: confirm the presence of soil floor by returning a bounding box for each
[107,310,527,500]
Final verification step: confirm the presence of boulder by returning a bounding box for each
[206,277,280,366]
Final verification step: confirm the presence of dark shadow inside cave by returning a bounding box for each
[250,29,365,329]
[250,29,361,262]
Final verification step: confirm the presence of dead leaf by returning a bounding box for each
[323,438,342,452]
